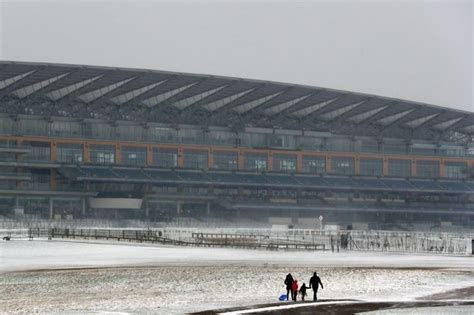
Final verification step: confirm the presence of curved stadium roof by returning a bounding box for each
[0,61,472,142]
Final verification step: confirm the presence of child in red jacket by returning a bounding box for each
[291,279,299,301]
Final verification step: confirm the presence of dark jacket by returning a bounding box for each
[299,284,308,296]
[284,274,294,289]
[309,275,323,290]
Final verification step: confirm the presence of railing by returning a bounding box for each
[19,227,473,255]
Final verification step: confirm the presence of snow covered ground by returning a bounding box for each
[0,239,473,314]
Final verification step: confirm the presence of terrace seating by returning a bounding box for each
[463,181,474,190]
[293,175,327,187]
[59,164,474,196]
[206,172,240,184]
[409,180,443,191]
[175,170,211,182]
[80,166,119,179]
[323,177,357,189]
[235,173,271,185]
[144,169,180,182]
[264,174,299,186]
[352,178,387,190]
[112,168,150,181]
[59,166,88,179]
[380,179,414,191]
[437,181,470,192]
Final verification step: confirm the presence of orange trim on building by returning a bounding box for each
[1,134,473,179]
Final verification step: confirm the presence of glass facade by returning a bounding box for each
[121,146,146,166]
[0,114,471,158]
[302,155,325,174]
[23,141,51,161]
[388,159,411,177]
[57,143,83,163]
[184,150,208,169]
[153,148,178,168]
[360,158,383,176]
[273,154,297,172]
[444,162,467,179]
[331,156,354,175]
[89,144,115,164]
[416,160,440,178]
[244,152,267,171]
[213,151,238,170]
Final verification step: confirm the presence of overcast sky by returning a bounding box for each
[0,0,472,111]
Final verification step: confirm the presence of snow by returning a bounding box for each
[1,239,473,314]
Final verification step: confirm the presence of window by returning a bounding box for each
[244,152,267,171]
[213,151,238,170]
[179,128,205,144]
[184,150,208,169]
[388,159,411,177]
[57,143,83,163]
[116,125,144,141]
[121,146,146,166]
[302,156,325,174]
[360,158,383,176]
[273,154,297,172]
[89,144,115,164]
[327,138,353,152]
[18,119,49,136]
[331,157,354,175]
[153,148,178,168]
[444,162,467,179]
[416,160,439,178]
[147,127,177,143]
[23,141,51,161]
[50,121,81,137]
[207,130,237,146]
[24,170,50,190]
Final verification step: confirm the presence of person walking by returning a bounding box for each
[291,279,299,301]
[284,273,294,301]
[299,282,309,301]
[309,272,324,301]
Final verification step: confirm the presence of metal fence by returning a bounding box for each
[14,227,472,255]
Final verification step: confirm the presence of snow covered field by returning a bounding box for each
[1,239,473,314]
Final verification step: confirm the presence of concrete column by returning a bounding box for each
[49,198,54,219]
[81,198,87,217]
[206,201,211,216]
[411,159,417,177]
[268,152,273,171]
[177,146,184,168]
[439,159,445,178]
[84,143,90,163]
[115,144,122,165]
[145,199,149,218]
[176,200,182,215]
[208,148,213,169]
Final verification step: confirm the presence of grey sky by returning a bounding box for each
[0,0,472,111]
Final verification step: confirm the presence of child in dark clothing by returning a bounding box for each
[299,282,309,301]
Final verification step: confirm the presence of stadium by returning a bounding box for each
[0,60,473,231]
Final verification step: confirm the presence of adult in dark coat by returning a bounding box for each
[284,273,294,301]
[309,272,324,301]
